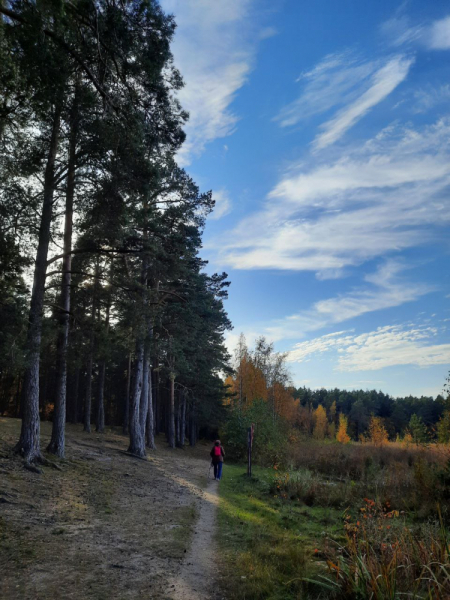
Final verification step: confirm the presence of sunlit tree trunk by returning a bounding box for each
[15,103,62,462]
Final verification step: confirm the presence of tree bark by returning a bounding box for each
[84,293,96,433]
[189,401,196,447]
[96,297,110,433]
[146,364,155,449]
[128,336,145,457]
[180,389,186,448]
[123,352,131,434]
[15,103,62,462]
[47,87,79,456]
[70,367,80,424]
[168,372,175,449]
[96,361,106,433]
[139,346,149,438]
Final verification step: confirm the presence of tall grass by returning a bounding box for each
[283,441,450,516]
[306,503,450,599]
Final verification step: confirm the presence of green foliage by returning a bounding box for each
[437,411,450,444]
[221,399,288,466]
[408,413,429,445]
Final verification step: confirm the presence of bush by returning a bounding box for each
[221,399,288,466]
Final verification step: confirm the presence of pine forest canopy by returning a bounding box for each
[0,0,232,462]
[1,1,448,465]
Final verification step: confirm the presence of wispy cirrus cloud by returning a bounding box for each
[215,118,450,274]
[263,260,433,341]
[288,324,450,372]
[275,50,413,150]
[312,55,413,151]
[274,51,379,127]
[381,11,450,51]
[161,0,263,166]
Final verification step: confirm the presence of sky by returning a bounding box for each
[160,0,450,398]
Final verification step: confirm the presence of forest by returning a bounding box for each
[0,0,231,464]
[1,2,450,600]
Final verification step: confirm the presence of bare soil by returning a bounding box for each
[0,418,223,600]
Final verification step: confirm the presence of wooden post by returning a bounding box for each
[247,423,254,477]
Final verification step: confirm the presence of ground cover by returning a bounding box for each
[217,442,450,600]
[0,418,216,600]
[216,464,342,600]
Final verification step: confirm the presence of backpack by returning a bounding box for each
[213,446,221,457]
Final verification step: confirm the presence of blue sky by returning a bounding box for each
[160,0,450,398]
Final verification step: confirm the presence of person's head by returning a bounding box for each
[215,440,220,446]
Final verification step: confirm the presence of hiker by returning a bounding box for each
[210,440,225,480]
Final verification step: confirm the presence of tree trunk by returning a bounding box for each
[15,103,62,462]
[146,364,155,449]
[128,337,145,457]
[123,352,131,434]
[96,361,106,433]
[70,368,80,424]
[168,372,175,449]
[84,295,96,433]
[180,389,186,448]
[139,347,149,437]
[47,90,78,456]
[189,401,196,447]
[96,297,110,433]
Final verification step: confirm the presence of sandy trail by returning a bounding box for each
[167,477,220,600]
[0,419,223,600]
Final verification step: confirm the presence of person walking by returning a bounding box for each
[210,440,225,480]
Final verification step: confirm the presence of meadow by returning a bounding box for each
[217,440,450,600]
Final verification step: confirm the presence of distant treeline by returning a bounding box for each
[293,386,448,439]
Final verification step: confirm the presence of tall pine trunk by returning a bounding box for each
[139,346,149,437]
[15,103,61,462]
[189,401,196,447]
[168,372,175,449]
[123,352,131,434]
[84,292,96,433]
[47,89,79,456]
[96,297,110,433]
[179,389,186,448]
[146,364,155,449]
[96,361,106,432]
[70,368,80,424]
[128,337,145,456]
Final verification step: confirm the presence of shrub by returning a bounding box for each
[221,399,288,466]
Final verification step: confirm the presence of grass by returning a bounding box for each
[217,464,342,600]
[217,441,450,600]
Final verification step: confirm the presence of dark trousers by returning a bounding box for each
[213,462,223,480]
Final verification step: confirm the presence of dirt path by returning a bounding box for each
[167,477,220,600]
[0,418,223,600]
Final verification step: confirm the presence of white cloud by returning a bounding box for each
[263,261,432,341]
[215,118,450,273]
[161,0,261,165]
[312,56,414,151]
[210,189,232,220]
[275,51,380,127]
[428,16,450,50]
[381,12,450,52]
[275,51,413,150]
[413,85,450,113]
[380,14,424,48]
[288,324,450,372]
